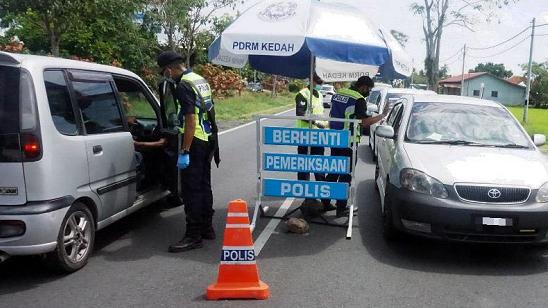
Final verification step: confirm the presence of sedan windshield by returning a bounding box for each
[406,102,531,148]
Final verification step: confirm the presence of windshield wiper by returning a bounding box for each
[492,143,529,149]
[414,140,486,146]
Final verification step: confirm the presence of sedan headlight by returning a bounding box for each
[400,168,449,199]
[537,182,548,203]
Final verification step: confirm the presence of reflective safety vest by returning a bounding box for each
[177,71,213,142]
[329,88,364,142]
[296,88,325,129]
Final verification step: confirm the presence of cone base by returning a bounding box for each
[206,281,270,300]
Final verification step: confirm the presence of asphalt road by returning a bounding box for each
[2,109,548,308]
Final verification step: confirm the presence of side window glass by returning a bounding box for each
[160,81,180,131]
[114,77,157,120]
[393,107,405,133]
[387,104,402,126]
[44,70,78,135]
[72,80,124,134]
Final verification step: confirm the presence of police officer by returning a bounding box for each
[157,51,220,252]
[295,74,334,212]
[324,76,388,217]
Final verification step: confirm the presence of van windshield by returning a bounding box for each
[0,66,20,134]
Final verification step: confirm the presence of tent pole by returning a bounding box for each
[308,54,315,119]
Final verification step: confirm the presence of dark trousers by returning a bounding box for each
[297,146,326,181]
[325,147,354,208]
[180,137,214,238]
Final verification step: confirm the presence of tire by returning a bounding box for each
[48,202,95,273]
[382,192,400,241]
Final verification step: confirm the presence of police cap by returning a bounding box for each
[157,51,184,68]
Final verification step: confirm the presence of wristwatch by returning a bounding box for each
[180,150,190,154]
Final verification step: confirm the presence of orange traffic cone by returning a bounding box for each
[206,199,270,300]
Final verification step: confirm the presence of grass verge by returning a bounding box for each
[214,91,294,123]
[508,106,548,152]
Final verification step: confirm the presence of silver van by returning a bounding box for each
[0,52,180,272]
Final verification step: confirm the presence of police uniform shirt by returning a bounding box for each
[350,86,367,120]
[175,74,197,115]
[295,89,321,116]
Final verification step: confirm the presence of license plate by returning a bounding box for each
[482,217,513,226]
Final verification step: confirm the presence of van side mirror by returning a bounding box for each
[533,134,546,146]
[375,125,395,139]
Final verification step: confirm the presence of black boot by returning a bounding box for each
[336,203,349,218]
[321,199,336,212]
[168,236,203,252]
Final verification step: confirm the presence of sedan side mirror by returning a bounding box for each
[375,125,395,139]
[366,104,379,117]
[533,134,546,146]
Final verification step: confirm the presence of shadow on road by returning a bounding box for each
[357,146,548,277]
[0,202,227,295]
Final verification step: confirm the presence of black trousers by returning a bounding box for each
[325,147,354,208]
[180,137,214,238]
[297,146,326,181]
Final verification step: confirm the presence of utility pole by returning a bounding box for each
[460,44,466,96]
[410,58,415,87]
[524,18,536,123]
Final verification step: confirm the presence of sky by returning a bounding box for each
[227,0,548,77]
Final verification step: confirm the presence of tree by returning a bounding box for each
[521,61,548,108]
[411,69,428,84]
[469,62,513,78]
[390,30,409,47]
[178,0,238,67]
[0,0,89,56]
[410,0,516,89]
[146,0,190,51]
[2,0,160,82]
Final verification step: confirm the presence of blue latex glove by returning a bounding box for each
[177,153,190,169]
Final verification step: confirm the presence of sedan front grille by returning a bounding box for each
[455,185,530,204]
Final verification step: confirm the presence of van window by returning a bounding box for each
[0,66,20,134]
[114,77,157,120]
[44,70,78,135]
[72,80,124,134]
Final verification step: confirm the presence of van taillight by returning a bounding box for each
[21,133,41,160]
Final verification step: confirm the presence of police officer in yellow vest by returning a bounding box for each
[295,74,335,212]
[324,76,388,217]
[157,51,219,252]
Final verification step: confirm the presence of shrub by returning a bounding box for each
[195,64,245,97]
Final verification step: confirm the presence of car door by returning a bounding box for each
[69,70,136,218]
[377,102,404,199]
[113,75,169,193]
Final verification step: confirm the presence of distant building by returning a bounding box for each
[438,72,525,106]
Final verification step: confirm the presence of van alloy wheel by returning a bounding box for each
[63,211,92,264]
[48,203,95,273]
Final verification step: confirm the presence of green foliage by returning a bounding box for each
[470,62,513,78]
[521,62,548,108]
[288,79,306,93]
[411,69,428,84]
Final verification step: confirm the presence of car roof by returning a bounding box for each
[370,87,435,95]
[0,52,141,79]
[411,94,503,107]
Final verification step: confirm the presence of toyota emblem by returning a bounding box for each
[487,188,502,199]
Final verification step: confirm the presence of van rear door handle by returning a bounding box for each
[92,145,103,154]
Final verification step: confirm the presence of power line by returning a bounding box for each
[535,33,548,37]
[440,47,463,62]
[444,53,464,66]
[467,36,529,59]
[468,26,530,50]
